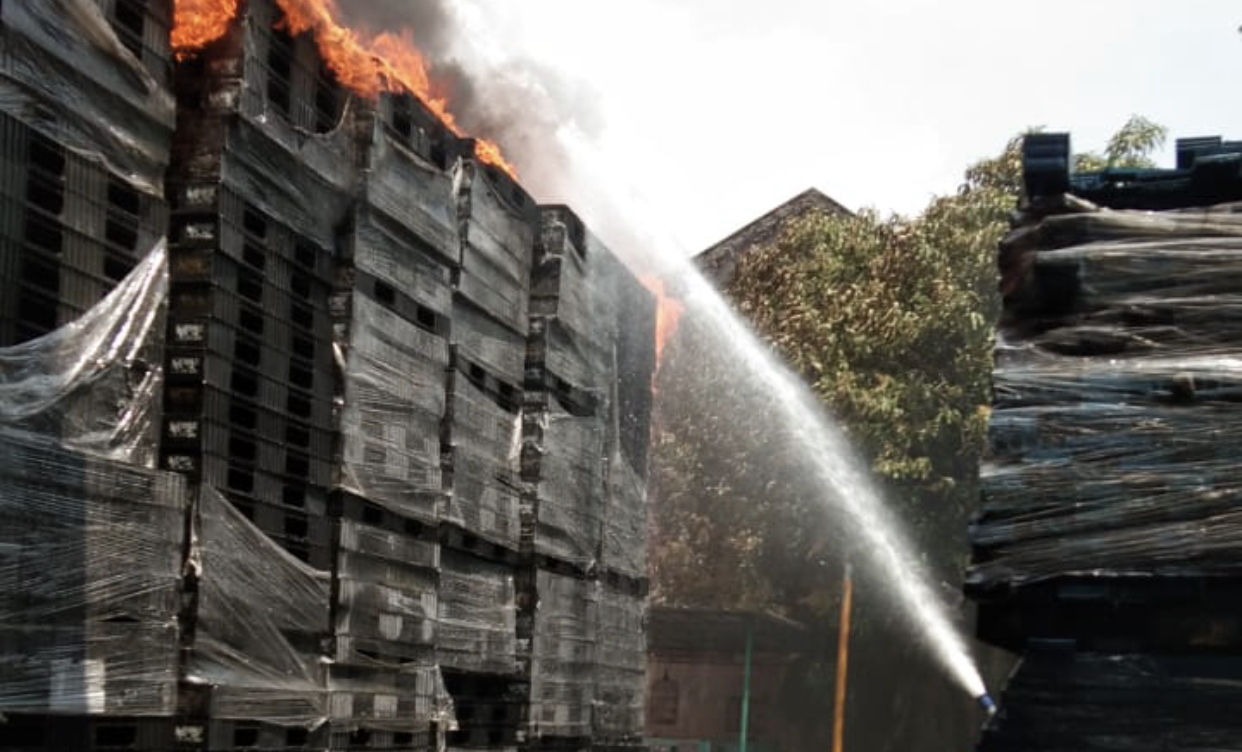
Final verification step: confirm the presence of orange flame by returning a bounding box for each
[639,274,684,373]
[171,0,239,57]
[170,0,517,178]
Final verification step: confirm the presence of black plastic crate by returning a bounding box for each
[0,715,178,752]
[164,350,334,429]
[327,726,433,752]
[205,719,327,752]
[169,279,332,347]
[161,418,332,490]
[164,383,333,455]
[168,184,336,285]
[330,491,442,539]
[334,267,451,340]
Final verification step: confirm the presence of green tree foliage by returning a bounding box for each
[649,117,1165,621]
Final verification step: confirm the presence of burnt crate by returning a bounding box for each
[520,384,607,570]
[173,0,353,144]
[0,111,168,345]
[0,432,188,717]
[525,569,598,740]
[591,581,646,742]
[436,549,518,675]
[205,719,329,752]
[454,158,536,334]
[331,516,441,668]
[441,670,527,748]
[332,287,449,525]
[0,2,175,197]
[442,363,524,552]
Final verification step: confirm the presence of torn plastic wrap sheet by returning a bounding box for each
[524,400,607,567]
[0,430,188,717]
[0,0,174,193]
[188,488,330,726]
[593,585,646,739]
[436,550,518,675]
[601,453,648,581]
[336,294,447,522]
[974,204,1242,588]
[359,126,460,268]
[444,374,523,549]
[530,570,598,737]
[0,239,167,467]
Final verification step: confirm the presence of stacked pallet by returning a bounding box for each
[522,206,655,752]
[0,0,172,347]
[0,3,656,751]
[970,134,1242,749]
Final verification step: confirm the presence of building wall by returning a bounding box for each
[646,649,795,751]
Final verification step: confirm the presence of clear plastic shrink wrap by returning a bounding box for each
[971,204,1242,588]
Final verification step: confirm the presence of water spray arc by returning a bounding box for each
[668,265,989,700]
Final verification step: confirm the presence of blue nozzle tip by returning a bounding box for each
[977,693,997,714]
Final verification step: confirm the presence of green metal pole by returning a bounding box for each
[740,619,753,752]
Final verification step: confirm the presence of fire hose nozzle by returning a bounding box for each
[976,693,997,716]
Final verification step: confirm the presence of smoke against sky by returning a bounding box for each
[345,0,1242,262]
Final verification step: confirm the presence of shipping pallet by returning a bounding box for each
[204,719,327,751]
[440,522,522,567]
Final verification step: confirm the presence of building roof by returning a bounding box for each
[695,188,850,287]
[648,605,812,654]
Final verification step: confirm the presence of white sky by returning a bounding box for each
[458,0,1241,256]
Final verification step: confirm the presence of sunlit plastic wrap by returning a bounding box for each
[437,549,519,675]
[0,429,188,717]
[592,583,646,740]
[334,292,448,524]
[970,203,1242,589]
[333,519,440,668]
[453,159,535,334]
[522,392,608,569]
[187,487,330,726]
[443,371,524,549]
[0,0,174,194]
[978,647,1242,752]
[0,240,167,467]
[529,570,598,738]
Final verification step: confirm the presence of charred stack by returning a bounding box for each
[971,133,1242,749]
